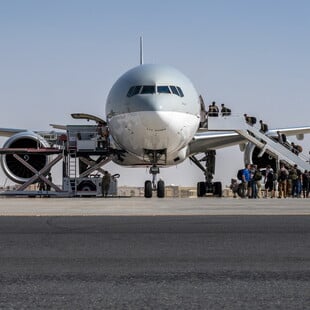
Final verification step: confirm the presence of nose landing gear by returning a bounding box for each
[144,165,165,198]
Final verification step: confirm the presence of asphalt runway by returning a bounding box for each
[0,198,309,309]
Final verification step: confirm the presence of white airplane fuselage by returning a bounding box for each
[106,64,201,166]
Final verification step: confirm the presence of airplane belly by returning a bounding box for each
[109,111,199,158]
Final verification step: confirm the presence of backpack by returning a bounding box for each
[237,169,244,181]
[289,169,298,180]
[251,117,257,124]
[279,170,288,181]
[267,171,274,182]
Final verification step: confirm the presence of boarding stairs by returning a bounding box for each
[67,150,77,194]
[207,115,310,171]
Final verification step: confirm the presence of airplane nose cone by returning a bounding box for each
[131,95,167,112]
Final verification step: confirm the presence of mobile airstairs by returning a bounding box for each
[207,115,310,171]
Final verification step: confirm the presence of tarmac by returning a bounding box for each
[0,196,309,216]
[0,197,309,309]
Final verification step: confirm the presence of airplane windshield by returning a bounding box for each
[127,86,141,97]
[141,85,156,94]
[176,86,184,97]
[126,85,184,97]
[157,86,171,94]
[169,86,179,96]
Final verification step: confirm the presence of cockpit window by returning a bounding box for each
[127,86,142,97]
[127,85,184,97]
[176,86,184,97]
[157,86,171,94]
[141,85,156,94]
[169,85,179,96]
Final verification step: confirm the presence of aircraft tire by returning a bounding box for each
[213,181,222,197]
[157,180,165,198]
[197,182,206,197]
[144,180,152,198]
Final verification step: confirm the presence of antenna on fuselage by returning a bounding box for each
[140,36,144,65]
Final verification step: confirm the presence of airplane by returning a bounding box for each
[1,43,310,197]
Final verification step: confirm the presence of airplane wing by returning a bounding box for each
[268,126,310,140]
[0,128,27,137]
[189,129,246,155]
[189,124,310,155]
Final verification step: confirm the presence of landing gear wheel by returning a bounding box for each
[144,180,152,198]
[157,180,165,198]
[213,181,222,197]
[197,182,206,197]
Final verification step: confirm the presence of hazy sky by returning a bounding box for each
[1,0,310,187]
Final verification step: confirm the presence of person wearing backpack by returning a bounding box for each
[277,164,289,198]
[264,165,275,198]
[220,103,231,116]
[253,165,262,198]
[289,164,299,197]
[259,120,268,133]
[208,101,219,117]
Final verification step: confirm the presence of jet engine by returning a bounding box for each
[244,142,277,171]
[0,132,50,184]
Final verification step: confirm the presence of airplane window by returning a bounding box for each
[127,86,135,97]
[169,86,179,96]
[177,86,184,97]
[132,86,142,96]
[141,85,155,94]
[127,86,141,97]
[157,86,171,94]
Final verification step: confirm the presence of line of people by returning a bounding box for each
[232,163,309,199]
[243,113,304,158]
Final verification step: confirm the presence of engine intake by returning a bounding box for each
[244,142,277,171]
[0,132,50,184]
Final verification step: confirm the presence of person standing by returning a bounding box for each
[259,120,268,133]
[244,114,256,125]
[46,172,52,192]
[252,165,262,198]
[97,121,109,148]
[45,172,53,197]
[264,165,274,198]
[37,179,46,192]
[220,103,231,116]
[101,171,111,197]
[208,101,219,117]
[277,164,288,198]
[277,131,283,144]
[241,163,251,198]
[302,170,309,198]
[289,164,299,197]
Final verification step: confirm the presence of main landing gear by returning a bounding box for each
[190,150,222,198]
[144,165,165,198]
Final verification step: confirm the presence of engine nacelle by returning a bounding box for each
[0,132,50,184]
[244,142,277,171]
